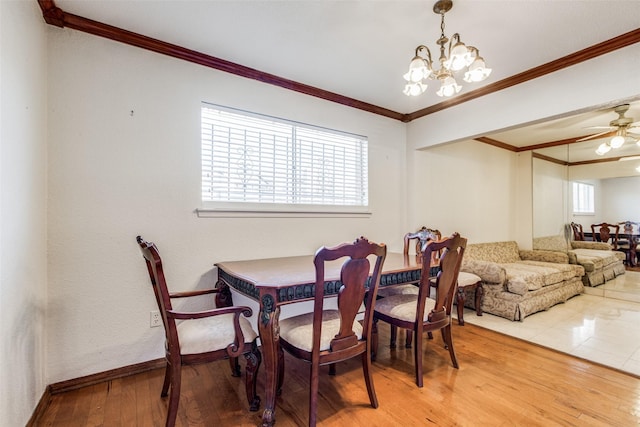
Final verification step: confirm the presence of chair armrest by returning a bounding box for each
[167,305,252,320]
[519,249,568,264]
[461,259,506,285]
[571,241,612,251]
[169,288,219,298]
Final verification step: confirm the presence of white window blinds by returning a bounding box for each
[201,104,368,207]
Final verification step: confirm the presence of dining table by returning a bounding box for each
[214,252,423,427]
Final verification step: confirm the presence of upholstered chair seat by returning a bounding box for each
[374,294,436,322]
[177,314,258,355]
[279,310,363,353]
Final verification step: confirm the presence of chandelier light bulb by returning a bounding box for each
[463,57,492,82]
[595,142,612,155]
[445,40,470,71]
[404,57,430,83]
[403,82,428,96]
[436,76,461,97]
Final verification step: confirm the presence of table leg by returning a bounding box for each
[258,292,280,427]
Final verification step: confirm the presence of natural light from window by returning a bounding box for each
[201,103,369,211]
[572,182,594,214]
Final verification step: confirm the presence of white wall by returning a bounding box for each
[46,28,408,383]
[601,176,640,223]
[0,1,48,426]
[405,139,526,244]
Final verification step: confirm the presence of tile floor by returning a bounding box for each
[460,270,640,376]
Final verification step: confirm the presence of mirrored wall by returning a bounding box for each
[531,98,640,300]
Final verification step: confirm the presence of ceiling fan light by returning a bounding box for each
[463,57,492,82]
[436,76,461,97]
[610,135,625,148]
[595,142,611,155]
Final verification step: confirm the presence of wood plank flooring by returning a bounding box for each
[35,323,640,426]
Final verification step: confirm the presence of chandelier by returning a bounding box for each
[403,0,492,97]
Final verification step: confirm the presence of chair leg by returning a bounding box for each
[361,350,379,408]
[404,329,413,348]
[166,359,181,427]
[443,325,459,369]
[390,325,398,348]
[413,330,424,388]
[309,361,320,427]
[244,342,262,411]
[456,286,466,325]
[371,318,379,361]
[161,360,171,397]
[229,356,241,377]
[329,363,336,375]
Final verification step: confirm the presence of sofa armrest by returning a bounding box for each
[519,249,569,264]
[571,241,612,251]
[461,259,506,285]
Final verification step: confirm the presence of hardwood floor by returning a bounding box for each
[35,323,640,426]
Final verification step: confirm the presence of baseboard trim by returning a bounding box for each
[26,386,52,427]
[50,358,166,394]
[28,358,166,425]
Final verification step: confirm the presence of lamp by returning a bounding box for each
[403,0,491,97]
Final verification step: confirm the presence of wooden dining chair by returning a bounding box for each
[136,236,261,427]
[591,222,620,249]
[372,232,466,387]
[570,222,585,241]
[617,221,638,266]
[277,237,387,427]
[377,227,440,348]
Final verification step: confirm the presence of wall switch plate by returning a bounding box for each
[150,310,162,328]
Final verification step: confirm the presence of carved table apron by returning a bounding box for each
[214,252,422,427]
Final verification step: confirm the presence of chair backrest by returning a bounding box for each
[619,221,638,237]
[418,233,466,326]
[312,237,386,354]
[137,236,174,338]
[591,223,620,248]
[403,226,441,255]
[570,222,585,241]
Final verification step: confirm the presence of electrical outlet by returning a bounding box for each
[150,310,162,328]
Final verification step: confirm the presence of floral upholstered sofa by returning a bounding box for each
[533,235,625,287]
[459,241,584,321]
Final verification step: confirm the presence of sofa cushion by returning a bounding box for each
[517,260,584,280]
[502,263,565,294]
[464,241,521,264]
[533,235,570,253]
[461,259,506,284]
[570,248,623,272]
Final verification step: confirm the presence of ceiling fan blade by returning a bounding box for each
[583,125,615,130]
[576,130,615,142]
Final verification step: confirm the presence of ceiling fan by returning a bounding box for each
[576,104,640,155]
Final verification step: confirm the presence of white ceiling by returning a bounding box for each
[53,0,640,162]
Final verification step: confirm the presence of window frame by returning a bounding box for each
[572,181,595,215]
[198,103,371,218]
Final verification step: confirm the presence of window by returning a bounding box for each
[572,182,594,214]
[201,103,368,211]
